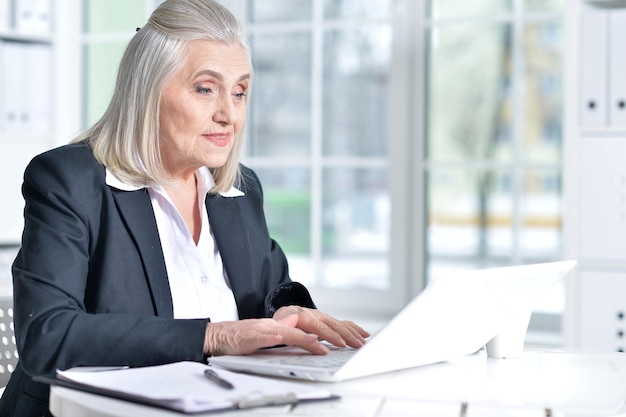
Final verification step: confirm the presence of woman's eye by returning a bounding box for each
[233,85,248,100]
[196,86,212,94]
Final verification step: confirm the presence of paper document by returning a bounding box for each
[52,361,334,413]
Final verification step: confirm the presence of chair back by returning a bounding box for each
[0,297,17,387]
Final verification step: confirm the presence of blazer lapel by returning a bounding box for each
[205,194,256,318]
[112,188,174,318]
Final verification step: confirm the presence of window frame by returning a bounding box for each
[422,1,566,341]
[232,0,415,320]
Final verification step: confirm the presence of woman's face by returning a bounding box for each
[159,39,251,179]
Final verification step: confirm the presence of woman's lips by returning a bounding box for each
[203,133,230,147]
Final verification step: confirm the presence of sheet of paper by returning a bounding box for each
[57,361,332,413]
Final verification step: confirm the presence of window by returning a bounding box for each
[79,0,567,339]
[82,0,160,126]
[424,0,565,339]
[239,0,400,317]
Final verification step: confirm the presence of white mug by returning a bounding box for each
[485,308,532,359]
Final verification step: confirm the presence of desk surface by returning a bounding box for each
[49,348,626,417]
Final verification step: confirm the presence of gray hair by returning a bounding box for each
[73,0,250,193]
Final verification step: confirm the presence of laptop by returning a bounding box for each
[209,260,577,382]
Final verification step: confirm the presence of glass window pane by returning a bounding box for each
[323,26,391,157]
[84,42,127,126]
[524,23,563,163]
[248,33,312,157]
[427,24,513,162]
[254,168,313,285]
[428,0,512,20]
[324,0,392,19]
[84,0,146,32]
[427,169,514,273]
[256,168,311,254]
[521,170,562,261]
[524,0,565,13]
[321,168,389,290]
[247,0,311,23]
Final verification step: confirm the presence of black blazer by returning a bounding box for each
[0,142,314,417]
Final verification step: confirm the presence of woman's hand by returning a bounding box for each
[204,314,328,356]
[273,306,370,350]
[204,308,370,357]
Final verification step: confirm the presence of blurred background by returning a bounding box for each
[0,0,566,345]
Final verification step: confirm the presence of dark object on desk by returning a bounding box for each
[203,368,234,390]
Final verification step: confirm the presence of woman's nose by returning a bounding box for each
[213,93,236,125]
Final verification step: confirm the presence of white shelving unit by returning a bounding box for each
[0,0,81,244]
[564,0,626,351]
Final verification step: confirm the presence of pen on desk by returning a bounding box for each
[203,368,235,390]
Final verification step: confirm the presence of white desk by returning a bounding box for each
[49,348,626,417]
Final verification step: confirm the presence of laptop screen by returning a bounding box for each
[430,260,578,359]
[336,260,577,379]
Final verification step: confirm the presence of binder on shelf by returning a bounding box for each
[25,42,52,134]
[14,0,51,34]
[35,361,337,414]
[0,41,4,133]
[1,41,24,133]
[0,0,10,32]
[578,136,626,261]
[0,41,52,135]
[579,271,626,351]
[13,0,32,33]
[580,3,608,128]
[609,9,626,128]
[31,0,51,34]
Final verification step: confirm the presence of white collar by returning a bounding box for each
[105,167,245,197]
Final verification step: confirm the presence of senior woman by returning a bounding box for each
[0,1,368,415]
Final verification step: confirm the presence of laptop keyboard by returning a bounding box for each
[267,348,356,369]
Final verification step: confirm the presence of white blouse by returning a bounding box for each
[106,167,242,322]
